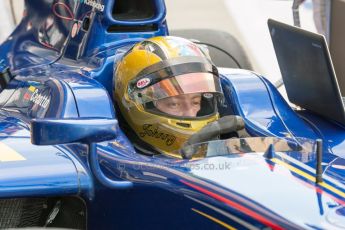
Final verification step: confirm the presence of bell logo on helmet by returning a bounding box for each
[140,124,176,146]
[136,78,151,89]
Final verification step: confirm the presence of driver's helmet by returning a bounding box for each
[113,36,223,157]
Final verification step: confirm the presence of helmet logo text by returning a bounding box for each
[136,78,151,89]
[140,124,176,146]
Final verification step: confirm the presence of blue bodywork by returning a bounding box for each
[0,0,345,229]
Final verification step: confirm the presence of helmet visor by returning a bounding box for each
[131,72,222,104]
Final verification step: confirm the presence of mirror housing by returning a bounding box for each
[30,118,133,189]
[31,118,118,145]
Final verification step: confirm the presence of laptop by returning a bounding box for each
[268,19,345,125]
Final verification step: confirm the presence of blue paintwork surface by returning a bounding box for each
[31,118,118,145]
[219,68,319,139]
[0,136,86,198]
[0,0,345,229]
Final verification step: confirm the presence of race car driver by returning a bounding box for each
[113,36,226,157]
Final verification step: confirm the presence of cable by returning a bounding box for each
[53,2,74,21]
[292,0,305,27]
[193,41,243,69]
[9,0,17,25]
[274,78,284,88]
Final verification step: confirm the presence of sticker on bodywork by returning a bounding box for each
[23,85,51,109]
[75,0,105,12]
[0,142,26,162]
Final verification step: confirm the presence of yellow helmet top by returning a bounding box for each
[113,36,223,157]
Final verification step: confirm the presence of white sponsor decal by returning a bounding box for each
[81,0,105,12]
[30,89,50,109]
[74,0,105,12]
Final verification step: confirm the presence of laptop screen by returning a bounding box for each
[268,19,345,125]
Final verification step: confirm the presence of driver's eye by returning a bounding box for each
[167,102,180,109]
[192,100,201,106]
